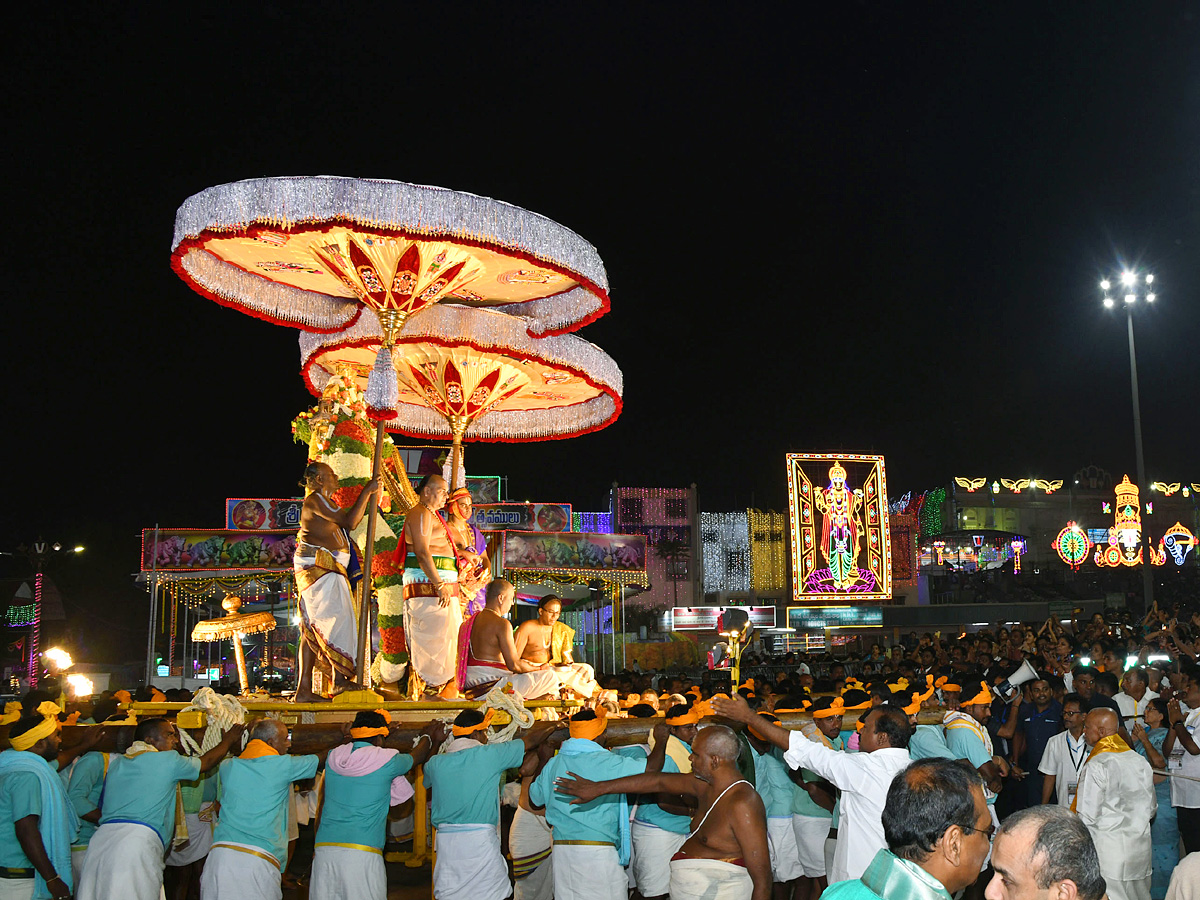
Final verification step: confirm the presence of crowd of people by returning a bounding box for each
[2,597,1200,900]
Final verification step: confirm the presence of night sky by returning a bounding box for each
[6,5,1198,659]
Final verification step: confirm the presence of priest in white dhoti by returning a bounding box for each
[456,580,564,698]
[514,596,600,698]
[1074,708,1156,900]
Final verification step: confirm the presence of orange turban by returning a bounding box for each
[665,708,700,726]
[569,709,608,741]
[114,690,132,704]
[452,708,495,737]
[963,681,993,707]
[351,711,392,739]
[748,713,780,739]
[811,697,846,719]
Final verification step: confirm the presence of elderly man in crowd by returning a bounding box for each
[1114,667,1159,729]
[200,720,319,900]
[712,694,912,886]
[823,758,993,900]
[78,717,243,900]
[1074,707,1156,900]
[985,805,1106,900]
[555,723,771,900]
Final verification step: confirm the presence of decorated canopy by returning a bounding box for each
[300,304,623,446]
[172,176,609,337]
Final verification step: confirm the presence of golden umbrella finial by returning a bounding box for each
[191,594,277,694]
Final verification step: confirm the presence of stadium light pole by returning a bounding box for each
[1101,269,1156,609]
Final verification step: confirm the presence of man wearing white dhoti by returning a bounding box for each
[510,744,555,900]
[310,711,440,900]
[515,596,600,698]
[293,461,380,701]
[200,720,320,900]
[423,710,562,900]
[1074,708,1156,900]
[77,717,243,900]
[456,580,563,698]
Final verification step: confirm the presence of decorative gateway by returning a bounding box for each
[786,454,892,602]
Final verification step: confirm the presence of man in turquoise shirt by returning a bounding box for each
[425,710,562,900]
[823,759,991,900]
[530,711,664,900]
[788,697,843,899]
[65,750,109,887]
[78,717,243,900]
[631,705,696,900]
[200,719,318,900]
[311,711,442,900]
[746,711,804,897]
[0,705,101,900]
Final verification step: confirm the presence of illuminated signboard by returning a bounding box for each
[787,605,883,631]
[472,503,572,532]
[669,606,777,631]
[226,498,303,530]
[787,453,892,601]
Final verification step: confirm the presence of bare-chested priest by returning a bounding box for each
[514,595,600,698]
[294,462,380,701]
[555,725,771,900]
[400,474,463,698]
[461,579,564,698]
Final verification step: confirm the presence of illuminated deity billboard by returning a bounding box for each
[787,453,892,601]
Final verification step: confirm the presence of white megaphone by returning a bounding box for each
[995,659,1040,701]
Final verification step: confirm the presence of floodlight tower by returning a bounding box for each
[1100,269,1157,608]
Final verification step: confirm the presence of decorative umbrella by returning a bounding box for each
[191,594,277,694]
[301,304,622,686]
[300,304,623,486]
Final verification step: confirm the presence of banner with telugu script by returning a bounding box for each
[472,503,572,532]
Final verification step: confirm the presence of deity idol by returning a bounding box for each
[814,461,863,590]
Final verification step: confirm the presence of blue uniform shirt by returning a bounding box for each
[100,750,201,845]
[66,752,109,847]
[530,739,647,845]
[317,744,413,848]
[425,739,524,827]
[213,754,319,867]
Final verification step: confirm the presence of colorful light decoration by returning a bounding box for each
[919,487,946,538]
[991,481,1000,494]
[1095,475,1147,567]
[1160,522,1197,566]
[700,512,750,593]
[1052,522,1093,570]
[572,512,613,534]
[954,477,986,492]
[933,540,946,564]
[748,509,788,591]
[1010,538,1025,573]
[787,453,891,601]
[1102,502,1112,514]
[1151,482,1181,497]
[27,572,42,686]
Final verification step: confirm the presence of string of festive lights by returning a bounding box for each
[572,511,613,533]
[700,512,750,593]
[919,487,946,538]
[4,604,35,627]
[748,509,788,591]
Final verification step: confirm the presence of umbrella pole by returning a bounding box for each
[356,419,386,687]
[232,633,249,694]
[448,416,467,490]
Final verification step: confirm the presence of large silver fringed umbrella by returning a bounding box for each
[172,176,613,686]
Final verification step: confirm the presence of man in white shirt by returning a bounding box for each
[1038,693,1088,808]
[1165,668,1200,856]
[1113,667,1159,729]
[1075,708,1156,900]
[712,694,912,886]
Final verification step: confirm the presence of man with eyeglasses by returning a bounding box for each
[823,759,993,900]
[985,805,1105,900]
[1037,693,1088,808]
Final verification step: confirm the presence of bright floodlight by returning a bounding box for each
[1145,274,1154,284]
[1100,279,1111,290]
[1103,296,1115,308]
[1124,293,1137,304]
[1121,271,1137,286]
[1147,292,1156,302]
[43,647,73,670]
[73,545,84,553]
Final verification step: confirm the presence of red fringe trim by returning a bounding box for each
[169,248,364,334]
[366,406,399,421]
[171,216,611,336]
[300,333,623,443]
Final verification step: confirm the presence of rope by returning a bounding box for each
[480,682,534,744]
[176,688,249,756]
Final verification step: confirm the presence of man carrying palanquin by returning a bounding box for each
[77,717,243,900]
[0,703,104,900]
[310,712,442,900]
[555,723,772,900]
[443,487,490,617]
[294,461,381,701]
[457,579,563,698]
[530,711,667,900]
[423,710,562,900]
[398,474,462,697]
[200,720,320,900]
[514,595,600,698]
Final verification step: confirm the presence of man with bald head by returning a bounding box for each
[201,719,321,900]
[556,724,771,900]
[400,473,462,697]
[1074,707,1155,900]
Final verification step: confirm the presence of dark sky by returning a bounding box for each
[5,4,1198,656]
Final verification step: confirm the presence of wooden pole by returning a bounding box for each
[357,420,387,686]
